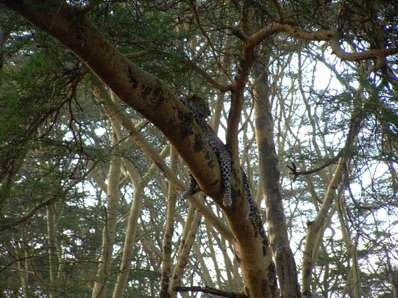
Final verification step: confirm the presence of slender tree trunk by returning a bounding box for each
[301,100,363,296]
[108,89,144,298]
[112,180,143,297]
[111,114,144,297]
[92,123,121,298]
[253,59,301,297]
[19,228,29,296]
[46,205,60,298]
[337,191,361,298]
[159,147,178,298]
[301,158,345,297]
[169,206,202,297]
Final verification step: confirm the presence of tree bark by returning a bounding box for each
[253,59,301,297]
[46,205,61,298]
[111,110,145,297]
[92,122,121,298]
[159,147,178,298]
[301,100,363,296]
[0,0,224,201]
[169,206,202,298]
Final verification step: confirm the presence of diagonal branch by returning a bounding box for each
[247,23,398,61]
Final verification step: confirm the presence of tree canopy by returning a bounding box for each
[0,1,397,297]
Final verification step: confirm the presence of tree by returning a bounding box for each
[0,1,397,297]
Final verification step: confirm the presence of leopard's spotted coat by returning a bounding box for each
[181,95,254,218]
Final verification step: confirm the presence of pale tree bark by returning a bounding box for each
[301,108,363,296]
[337,193,361,298]
[204,220,242,291]
[32,143,63,297]
[210,220,241,291]
[93,84,177,297]
[192,241,214,287]
[204,222,220,287]
[296,51,367,295]
[111,111,144,297]
[12,227,29,297]
[301,158,345,297]
[211,28,233,135]
[159,147,178,298]
[253,59,301,297]
[111,160,143,297]
[169,205,202,297]
[92,116,122,298]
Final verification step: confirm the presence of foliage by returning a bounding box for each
[0,1,397,297]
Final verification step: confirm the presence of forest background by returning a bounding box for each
[0,1,398,297]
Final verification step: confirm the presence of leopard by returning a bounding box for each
[180,95,232,207]
[241,168,254,219]
[180,94,255,219]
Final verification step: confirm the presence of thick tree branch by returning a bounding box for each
[247,23,398,61]
[0,0,261,271]
[92,80,233,241]
[0,0,228,202]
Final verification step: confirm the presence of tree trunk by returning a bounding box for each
[253,59,301,297]
[92,123,121,298]
[111,112,145,297]
[46,205,61,298]
[159,147,178,298]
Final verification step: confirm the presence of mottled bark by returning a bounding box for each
[253,60,301,297]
